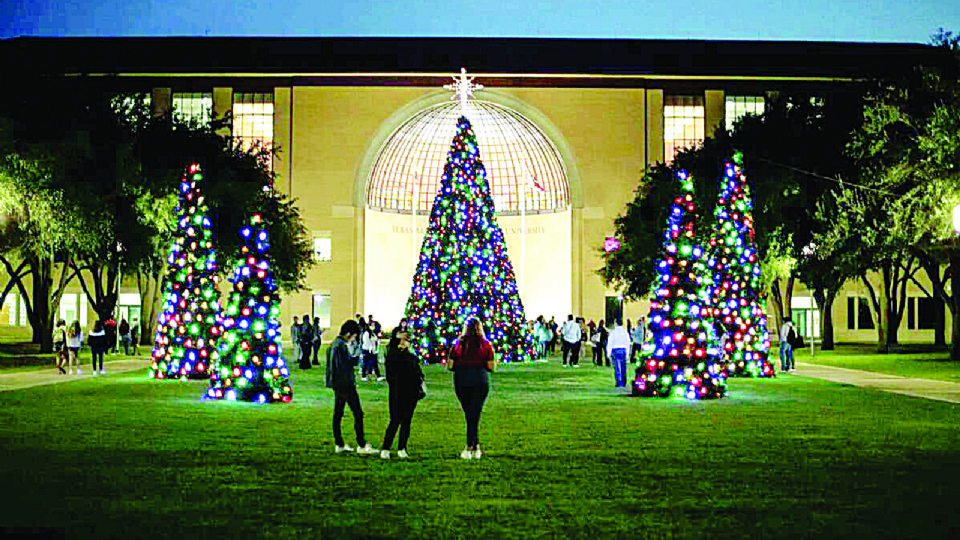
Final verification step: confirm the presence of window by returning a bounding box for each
[313,294,332,330]
[725,96,765,131]
[313,237,332,262]
[664,95,704,163]
[232,93,274,153]
[59,293,88,328]
[18,296,28,326]
[846,297,875,330]
[4,293,16,325]
[917,297,939,330]
[172,92,213,125]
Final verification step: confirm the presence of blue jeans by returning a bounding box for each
[780,342,793,371]
[612,348,627,387]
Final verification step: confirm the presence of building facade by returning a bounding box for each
[4,37,955,344]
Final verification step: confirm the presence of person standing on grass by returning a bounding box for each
[299,314,314,370]
[380,327,425,460]
[606,321,631,388]
[290,316,301,368]
[119,318,131,355]
[630,317,646,363]
[88,321,106,375]
[448,317,495,460]
[130,321,140,356]
[53,319,67,374]
[66,320,83,375]
[325,319,377,455]
[560,314,581,367]
[312,316,324,365]
[104,316,117,354]
[779,317,797,373]
[360,323,384,382]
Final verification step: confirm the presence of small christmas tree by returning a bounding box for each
[633,170,726,399]
[404,116,534,364]
[709,152,775,378]
[207,213,292,403]
[150,163,223,380]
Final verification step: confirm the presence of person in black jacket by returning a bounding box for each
[88,320,107,375]
[325,319,377,455]
[299,314,313,370]
[380,328,424,459]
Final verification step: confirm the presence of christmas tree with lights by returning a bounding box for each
[404,116,534,364]
[633,169,727,399]
[150,163,223,380]
[207,213,293,403]
[709,152,775,377]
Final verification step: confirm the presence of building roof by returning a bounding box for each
[5,36,956,82]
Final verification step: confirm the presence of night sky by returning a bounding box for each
[2,0,957,43]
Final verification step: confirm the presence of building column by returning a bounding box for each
[212,87,232,138]
[151,88,171,118]
[273,87,293,197]
[705,90,725,139]
[645,89,664,167]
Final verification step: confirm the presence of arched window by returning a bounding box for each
[366,100,569,215]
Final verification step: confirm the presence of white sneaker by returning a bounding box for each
[335,445,355,453]
[76,368,83,374]
[397,450,409,459]
[460,448,473,460]
[100,369,107,375]
[377,377,385,382]
[357,444,377,455]
[91,370,98,377]
[573,364,580,368]
[380,450,390,459]
[360,376,368,382]
[473,447,482,460]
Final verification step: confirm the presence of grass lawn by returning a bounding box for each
[795,344,960,383]
[1,353,959,539]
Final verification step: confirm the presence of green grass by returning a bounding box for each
[796,345,960,383]
[1,355,960,539]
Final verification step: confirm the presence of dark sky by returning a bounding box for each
[3,0,957,43]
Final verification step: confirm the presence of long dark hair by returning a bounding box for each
[458,318,485,357]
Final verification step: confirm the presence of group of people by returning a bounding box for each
[325,316,494,460]
[290,315,324,370]
[52,316,139,375]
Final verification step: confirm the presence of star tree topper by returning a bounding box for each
[444,68,484,114]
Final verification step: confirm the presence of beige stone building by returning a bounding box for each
[4,37,953,345]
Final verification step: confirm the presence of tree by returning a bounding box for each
[633,169,726,399]
[708,153,775,377]
[207,213,293,403]
[149,164,223,380]
[404,116,534,364]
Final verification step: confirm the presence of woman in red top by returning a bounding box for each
[447,318,494,460]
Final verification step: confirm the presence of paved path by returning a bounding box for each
[0,359,149,392]
[795,362,960,405]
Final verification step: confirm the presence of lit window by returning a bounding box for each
[172,92,213,125]
[18,296,27,327]
[313,237,332,262]
[233,93,274,153]
[664,95,705,164]
[366,101,569,215]
[725,96,765,131]
[312,294,332,330]
[4,293,16,325]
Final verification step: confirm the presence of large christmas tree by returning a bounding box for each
[633,170,727,399]
[207,213,293,403]
[150,163,223,380]
[709,152,775,377]
[404,116,534,364]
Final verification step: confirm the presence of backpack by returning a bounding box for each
[786,325,797,346]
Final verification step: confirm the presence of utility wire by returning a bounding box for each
[751,156,898,196]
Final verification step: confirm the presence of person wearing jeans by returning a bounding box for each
[560,314,582,367]
[606,321,631,387]
[779,317,797,373]
[325,319,376,455]
[448,318,495,460]
[380,328,424,459]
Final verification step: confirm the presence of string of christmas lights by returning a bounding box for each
[633,170,727,399]
[207,213,292,403]
[709,152,775,378]
[150,163,223,380]
[404,116,535,364]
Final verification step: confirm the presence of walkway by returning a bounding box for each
[795,362,960,405]
[0,359,149,392]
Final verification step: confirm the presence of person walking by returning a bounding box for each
[380,328,425,459]
[130,321,140,356]
[103,316,117,354]
[607,321,631,387]
[53,319,67,374]
[779,317,798,373]
[299,315,314,370]
[66,321,83,375]
[325,319,377,455]
[547,316,558,354]
[595,320,608,367]
[311,316,324,365]
[118,318,131,355]
[290,316,301,369]
[560,315,582,367]
[88,320,107,375]
[448,318,495,459]
[630,317,646,363]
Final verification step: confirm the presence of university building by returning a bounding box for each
[4,37,954,344]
